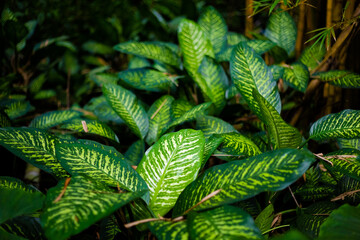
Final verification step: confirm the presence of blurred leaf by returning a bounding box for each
[89,73,118,86]
[29,110,82,129]
[0,99,34,120]
[82,41,114,55]
[255,204,274,237]
[125,140,145,166]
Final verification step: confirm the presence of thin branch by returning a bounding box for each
[151,99,168,120]
[124,218,163,228]
[314,153,334,166]
[262,225,290,235]
[81,121,89,133]
[182,189,222,216]
[331,189,360,201]
[288,186,300,208]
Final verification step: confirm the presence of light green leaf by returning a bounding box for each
[313,70,360,88]
[202,135,224,168]
[188,205,262,240]
[41,176,145,240]
[227,32,248,46]
[89,73,118,86]
[128,56,151,69]
[0,99,34,120]
[171,99,194,119]
[264,11,297,55]
[29,110,82,129]
[114,41,180,67]
[125,140,145,166]
[82,41,114,55]
[102,84,149,139]
[146,95,174,145]
[309,109,360,141]
[283,62,310,92]
[270,65,285,81]
[217,132,262,158]
[148,220,189,240]
[230,42,281,116]
[136,129,205,216]
[198,6,227,55]
[34,90,56,100]
[253,89,302,149]
[247,40,276,55]
[55,140,149,195]
[196,115,237,138]
[299,43,326,70]
[84,96,123,124]
[255,204,274,237]
[337,138,360,150]
[173,149,314,216]
[0,127,68,178]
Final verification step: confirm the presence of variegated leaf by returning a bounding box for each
[173,149,314,216]
[283,62,309,92]
[171,99,194,119]
[0,176,38,192]
[202,135,224,168]
[0,127,68,178]
[230,42,281,116]
[270,65,285,81]
[148,220,189,240]
[84,96,124,124]
[99,215,121,240]
[227,32,247,46]
[217,132,262,158]
[196,115,237,138]
[299,43,326,70]
[136,129,205,216]
[1,99,34,120]
[0,216,45,240]
[103,84,149,139]
[128,56,151,69]
[29,110,82,129]
[313,70,360,88]
[40,176,145,240]
[89,72,118,86]
[309,109,360,141]
[254,204,274,237]
[337,138,360,150]
[125,140,145,166]
[247,40,276,55]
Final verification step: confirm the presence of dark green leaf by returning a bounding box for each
[148,220,189,240]
[29,110,82,129]
[283,62,310,92]
[313,70,360,88]
[125,140,145,166]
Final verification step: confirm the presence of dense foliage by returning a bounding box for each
[1,1,360,239]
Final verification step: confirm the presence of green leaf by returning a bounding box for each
[56,139,148,196]
[299,43,326,70]
[114,41,181,67]
[318,204,360,240]
[128,56,151,69]
[136,129,205,216]
[89,73,118,86]
[102,84,149,139]
[34,90,56,100]
[247,40,276,55]
[0,176,38,192]
[217,132,262,158]
[283,62,310,92]
[84,96,124,124]
[270,65,285,81]
[255,204,274,237]
[29,73,46,94]
[0,127,68,178]
[171,99,194,119]
[227,32,248,46]
[118,68,176,92]
[196,115,237,138]
[148,220,189,240]
[309,109,360,141]
[202,135,224,168]
[264,11,297,55]
[61,118,118,142]
[146,95,174,145]
[41,176,145,240]
[0,109,11,127]
[125,140,145,166]
[271,230,310,240]
[173,149,314,216]
[188,205,262,240]
[0,188,44,224]
[337,138,360,150]
[253,89,303,149]
[0,99,34,120]
[29,110,82,129]
[99,215,120,240]
[0,228,27,240]
[1,216,45,240]
[198,6,227,55]
[82,41,114,54]
[230,42,281,116]
[313,70,360,88]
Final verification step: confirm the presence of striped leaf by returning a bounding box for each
[202,135,224,168]
[34,90,56,100]
[0,216,45,240]
[102,84,149,139]
[29,73,46,94]
[29,110,82,129]
[270,65,285,81]
[0,176,38,193]
[84,96,124,124]
[114,41,180,67]
[0,109,11,127]
[55,140,149,195]
[283,62,310,92]
[313,70,360,88]
[1,99,34,120]
[196,115,237,138]
[168,102,211,130]
[217,132,262,158]
[118,68,177,92]
[198,56,228,113]
[230,42,281,116]
[295,185,334,201]
[253,89,303,149]
[60,118,119,142]
[171,100,193,119]
[198,6,227,55]
[125,140,145,166]
[146,95,174,145]
[337,138,360,150]
[40,176,145,240]
[299,43,326,70]
[227,32,247,46]
[148,220,189,240]
[173,149,314,216]
[188,205,262,240]
[0,128,68,178]
[264,11,297,55]
[247,40,276,55]
[99,215,120,240]
[309,109,360,141]
[136,129,205,216]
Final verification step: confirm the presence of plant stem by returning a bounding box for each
[262,224,290,235]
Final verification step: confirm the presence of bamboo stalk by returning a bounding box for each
[245,0,254,38]
[295,3,306,58]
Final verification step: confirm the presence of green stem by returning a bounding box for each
[275,208,298,215]
[262,224,290,235]
[297,138,309,150]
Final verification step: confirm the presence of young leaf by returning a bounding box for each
[173,149,314,216]
[309,109,360,141]
[283,62,310,92]
[40,176,145,240]
[264,11,297,55]
[147,220,189,240]
[124,140,145,166]
[55,140,149,195]
[253,89,303,149]
[188,205,262,240]
[313,70,360,88]
[29,110,82,129]
[230,42,281,116]
[136,129,205,216]
[196,115,237,138]
[217,132,262,158]
[254,204,274,237]
[102,84,149,139]
[0,128,68,178]
[114,41,181,67]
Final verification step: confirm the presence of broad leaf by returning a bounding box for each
[188,205,262,240]
[136,129,205,216]
[171,99,193,119]
[89,73,118,86]
[103,84,149,139]
[55,140,149,195]
[1,99,34,120]
[255,204,274,237]
[313,70,360,88]
[230,42,281,116]
[128,56,151,69]
[299,43,326,70]
[253,89,302,149]
[41,176,145,240]
[84,96,124,124]
[309,109,360,141]
[264,11,297,55]
[217,132,262,158]
[0,176,38,192]
[283,62,310,92]
[196,115,237,138]
[247,40,276,55]
[270,65,285,81]
[29,110,82,129]
[173,149,314,216]
[148,220,189,240]
[125,140,145,166]
[99,215,120,240]
[337,138,360,150]
[202,135,224,168]
[114,41,180,67]
[0,128,68,178]
[227,32,247,46]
